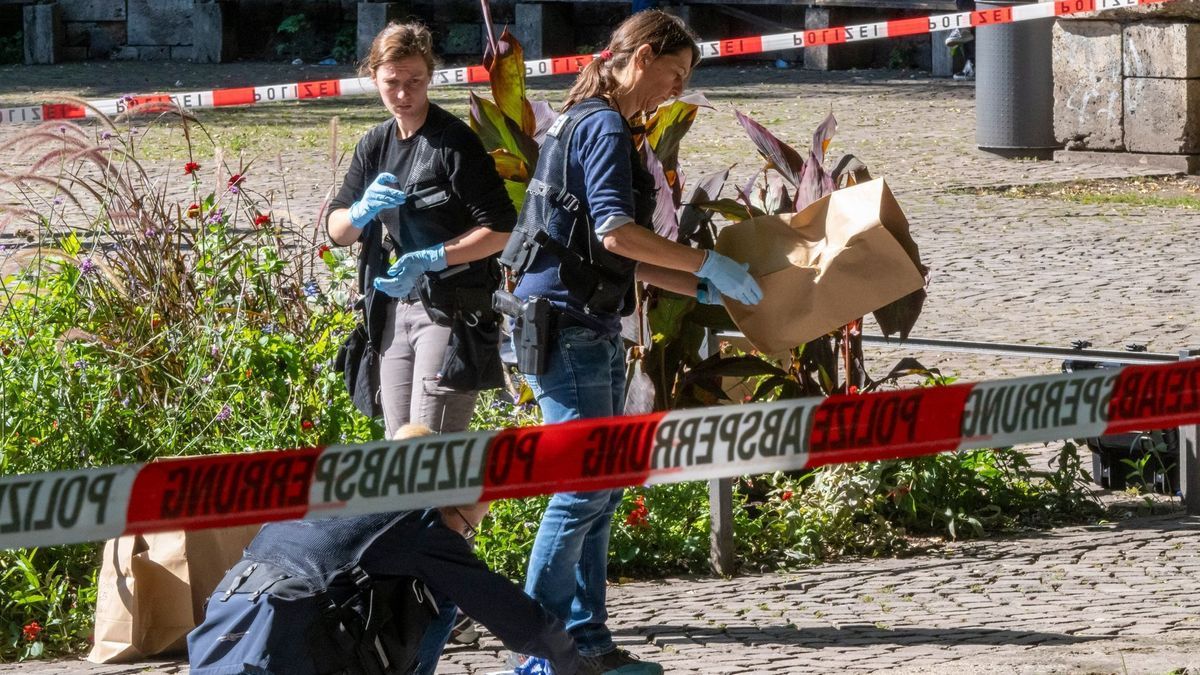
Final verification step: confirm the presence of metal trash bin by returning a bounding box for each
[975,0,1060,158]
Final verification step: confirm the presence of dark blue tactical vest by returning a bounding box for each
[500,98,656,320]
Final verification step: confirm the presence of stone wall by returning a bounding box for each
[1053,0,1200,167]
[33,0,491,62]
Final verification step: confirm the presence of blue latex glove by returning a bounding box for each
[696,251,763,305]
[513,656,553,675]
[696,278,722,305]
[372,244,448,299]
[347,172,406,229]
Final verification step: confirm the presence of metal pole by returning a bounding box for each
[714,331,1179,366]
[1180,350,1200,515]
[703,328,736,576]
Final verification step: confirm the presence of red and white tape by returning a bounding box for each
[0,0,1172,126]
[1,358,1196,550]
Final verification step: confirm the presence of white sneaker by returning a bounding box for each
[945,27,974,46]
[953,59,975,80]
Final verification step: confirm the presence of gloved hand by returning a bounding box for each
[696,251,763,305]
[371,244,448,299]
[513,656,553,675]
[347,172,406,229]
[696,278,722,305]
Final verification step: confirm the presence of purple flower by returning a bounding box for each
[101,131,114,141]
[200,374,213,384]
[73,359,86,370]
[228,185,239,195]
[312,362,325,374]
[143,227,157,237]
[215,404,232,422]
[210,345,220,358]
[302,280,320,297]
[53,196,63,205]
[205,207,225,225]
[262,323,276,335]
[78,258,97,275]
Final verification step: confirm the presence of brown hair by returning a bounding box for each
[563,10,700,111]
[359,21,437,77]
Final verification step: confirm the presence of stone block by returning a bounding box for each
[442,22,480,56]
[514,2,572,60]
[193,0,238,64]
[60,0,125,22]
[172,46,194,61]
[931,29,954,77]
[65,21,126,59]
[804,7,874,71]
[1124,22,1200,79]
[1054,149,1200,174]
[357,3,409,62]
[1053,21,1124,150]
[1124,77,1200,153]
[1064,0,1200,21]
[136,45,171,61]
[128,0,192,46]
[111,46,138,60]
[23,3,63,65]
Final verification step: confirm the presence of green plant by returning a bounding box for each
[275,13,314,59]
[331,24,357,65]
[0,547,96,661]
[0,107,376,659]
[0,31,20,65]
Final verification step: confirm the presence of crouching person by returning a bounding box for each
[188,431,591,674]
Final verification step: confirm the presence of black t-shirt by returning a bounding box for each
[330,104,516,290]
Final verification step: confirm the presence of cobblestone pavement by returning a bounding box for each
[6,513,1198,674]
[3,66,1199,674]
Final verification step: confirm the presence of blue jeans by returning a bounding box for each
[522,326,626,656]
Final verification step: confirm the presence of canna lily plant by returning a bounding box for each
[466,27,923,413]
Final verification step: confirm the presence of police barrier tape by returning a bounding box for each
[0,0,1174,126]
[1,358,1197,550]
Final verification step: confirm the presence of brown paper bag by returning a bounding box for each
[715,178,926,354]
[87,525,260,663]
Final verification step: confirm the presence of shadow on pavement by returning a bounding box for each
[614,623,1103,648]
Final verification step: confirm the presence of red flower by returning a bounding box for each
[301,420,314,431]
[28,437,39,446]
[253,213,270,227]
[317,245,331,259]
[624,495,649,528]
[227,173,244,187]
[848,385,859,395]
[183,161,200,175]
[186,203,201,218]
[22,621,41,641]
[244,368,253,379]
[780,490,793,501]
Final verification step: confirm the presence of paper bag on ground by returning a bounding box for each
[715,178,926,355]
[87,525,260,663]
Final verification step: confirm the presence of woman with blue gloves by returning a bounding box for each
[325,22,515,674]
[502,10,761,674]
[327,22,515,439]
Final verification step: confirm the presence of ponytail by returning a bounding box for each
[562,10,700,111]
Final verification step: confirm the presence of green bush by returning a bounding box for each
[0,117,379,660]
